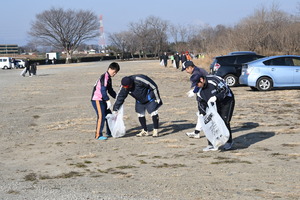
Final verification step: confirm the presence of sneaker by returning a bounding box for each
[223,141,234,150]
[136,129,149,137]
[185,132,200,138]
[203,145,219,152]
[97,136,108,140]
[152,129,159,137]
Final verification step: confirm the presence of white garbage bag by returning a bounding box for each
[199,103,230,148]
[159,59,164,66]
[106,105,126,138]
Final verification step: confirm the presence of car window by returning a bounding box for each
[218,56,236,65]
[264,58,288,66]
[292,58,300,66]
[236,56,258,64]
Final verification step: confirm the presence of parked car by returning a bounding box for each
[210,52,264,87]
[0,57,13,69]
[15,59,25,68]
[239,55,300,91]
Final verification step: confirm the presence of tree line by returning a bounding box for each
[108,4,300,58]
[28,4,299,63]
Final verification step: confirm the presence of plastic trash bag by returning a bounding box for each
[106,105,126,138]
[173,61,177,68]
[199,103,229,148]
[20,68,26,76]
[159,59,164,66]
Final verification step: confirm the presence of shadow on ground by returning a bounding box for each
[123,120,194,138]
[233,131,275,150]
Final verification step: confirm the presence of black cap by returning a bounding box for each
[190,74,202,88]
[181,61,194,71]
[121,76,133,86]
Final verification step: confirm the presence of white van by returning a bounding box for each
[0,57,13,69]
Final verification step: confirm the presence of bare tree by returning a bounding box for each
[129,16,168,58]
[29,8,100,63]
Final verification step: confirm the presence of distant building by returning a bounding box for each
[0,44,19,54]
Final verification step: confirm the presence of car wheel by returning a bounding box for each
[224,74,238,87]
[256,77,273,91]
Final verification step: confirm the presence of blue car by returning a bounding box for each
[239,55,300,91]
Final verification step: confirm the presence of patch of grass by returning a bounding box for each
[70,162,88,168]
[75,163,88,168]
[270,153,282,156]
[97,169,109,173]
[84,160,92,164]
[138,160,147,164]
[211,157,252,164]
[116,165,137,169]
[173,154,184,158]
[55,171,83,178]
[39,175,53,180]
[24,173,38,181]
[111,171,128,175]
[152,156,162,159]
[7,190,20,194]
[153,163,187,168]
[33,115,40,119]
[282,143,299,147]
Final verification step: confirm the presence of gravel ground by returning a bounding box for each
[0,60,299,200]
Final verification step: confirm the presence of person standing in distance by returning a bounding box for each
[113,75,163,137]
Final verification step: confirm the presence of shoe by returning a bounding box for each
[203,145,219,152]
[107,134,112,137]
[152,129,159,137]
[185,132,200,138]
[97,136,108,140]
[223,141,234,150]
[136,129,149,137]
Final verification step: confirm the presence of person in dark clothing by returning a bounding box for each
[190,74,235,151]
[23,59,31,77]
[174,52,181,69]
[113,75,163,137]
[182,61,209,139]
[161,52,168,67]
[31,63,37,76]
[180,52,187,66]
[91,62,120,140]
[181,61,208,76]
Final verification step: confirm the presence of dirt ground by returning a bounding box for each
[0,60,299,200]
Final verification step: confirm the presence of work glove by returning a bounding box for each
[187,89,195,98]
[106,100,111,110]
[208,96,217,104]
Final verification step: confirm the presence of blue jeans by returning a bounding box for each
[91,100,111,138]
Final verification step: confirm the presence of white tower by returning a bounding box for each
[99,15,106,50]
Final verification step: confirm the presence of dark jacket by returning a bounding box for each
[113,74,161,111]
[195,75,233,114]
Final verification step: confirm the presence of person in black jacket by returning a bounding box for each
[113,75,163,137]
[190,74,235,151]
[183,61,209,139]
[174,52,181,69]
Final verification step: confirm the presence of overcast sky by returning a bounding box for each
[1,0,299,46]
